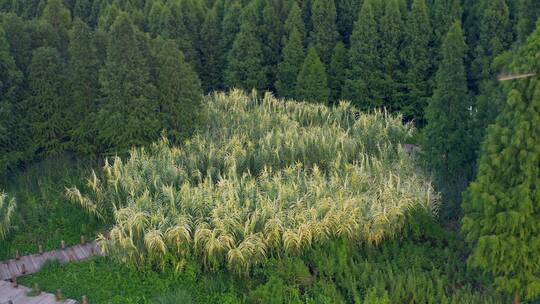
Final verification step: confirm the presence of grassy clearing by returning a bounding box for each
[69,90,437,272]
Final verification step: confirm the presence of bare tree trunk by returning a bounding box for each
[513,293,521,304]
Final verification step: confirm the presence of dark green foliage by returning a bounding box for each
[516,0,540,42]
[26,46,69,156]
[335,0,360,45]
[423,22,473,216]
[379,0,405,112]
[276,28,305,99]
[284,1,306,44]
[0,26,23,172]
[431,0,462,47]
[328,42,347,103]
[462,23,540,302]
[97,13,158,154]
[402,0,433,124]
[41,0,71,57]
[200,2,223,92]
[309,0,339,64]
[67,18,100,156]
[154,40,204,143]
[472,0,512,85]
[225,22,267,92]
[342,0,381,110]
[296,46,329,103]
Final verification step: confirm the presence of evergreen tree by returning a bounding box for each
[0,26,23,171]
[462,23,540,303]
[225,22,267,92]
[200,2,223,92]
[309,0,339,64]
[379,0,405,112]
[472,0,512,85]
[67,18,100,155]
[155,40,203,143]
[147,0,173,38]
[402,0,433,123]
[296,46,330,103]
[342,0,382,110]
[284,1,306,44]
[335,0,361,45]
[423,22,473,215]
[41,0,71,57]
[26,47,69,156]
[431,0,462,47]
[276,27,305,99]
[97,13,158,154]
[74,0,92,25]
[516,0,540,42]
[328,42,347,103]
[261,0,287,90]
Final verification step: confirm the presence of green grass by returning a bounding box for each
[0,154,105,260]
[18,215,509,303]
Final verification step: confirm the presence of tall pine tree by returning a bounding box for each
[462,23,540,303]
[342,0,382,110]
[296,46,330,103]
[0,26,23,171]
[328,41,347,104]
[276,27,305,99]
[225,22,267,92]
[423,22,473,215]
[402,0,433,124]
[98,13,158,154]
[68,18,100,156]
[154,40,203,143]
[26,47,69,156]
[309,0,338,64]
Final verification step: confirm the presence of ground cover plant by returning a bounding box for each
[69,90,437,274]
[19,215,507,303]
[0,155,104,259]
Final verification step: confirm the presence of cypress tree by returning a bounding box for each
[200,2,223,92]
[423,22,473,214]
[26,47,69,156]
[147,0,173,38]
[276,27,305,99]
[67,18,100,156]
[0,26,23,171]
[296,46,330,103]
[41,0,71,57]
[342,0,381,110]
[284,1,306,44]
[402,0,433,123]
[462,23,540,303]
[225,22,267,92]
[328,42,347,104]
[261,0,287,90]
[309,0,339,64]
[516,0,540,42]
[74,0,92,25]
[472,0,512,84]
[379,0,405,112]
[431,0,462,47]
[98,13,158,154]
[335,0,361,45]
[155,40,203,143]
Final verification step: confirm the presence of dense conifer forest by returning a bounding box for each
[0,0,539,303]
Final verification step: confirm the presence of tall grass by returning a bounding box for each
[0,191,16,240]
[69,90,438,273]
